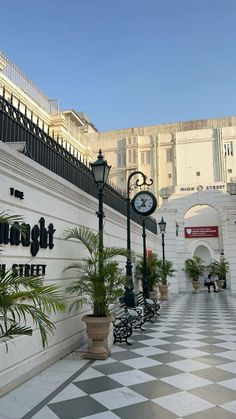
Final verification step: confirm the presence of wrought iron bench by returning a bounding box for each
[109,303,145,345]
[135,291,160,322]
[123,305,146,332]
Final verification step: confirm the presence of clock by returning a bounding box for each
[131,191,157,216]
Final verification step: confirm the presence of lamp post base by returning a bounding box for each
[142,282,149,299]
[123,287,135,307]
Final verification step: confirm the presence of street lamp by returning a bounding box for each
[124,171,153,307]
[90,149,111,284]
[158,217,166,262]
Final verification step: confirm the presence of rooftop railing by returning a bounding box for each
[0,52,59,114]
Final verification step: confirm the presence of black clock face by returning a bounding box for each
[131,191,157,216]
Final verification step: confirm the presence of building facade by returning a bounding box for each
[89,121,236,202]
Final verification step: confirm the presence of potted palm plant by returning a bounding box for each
[136,250,160,298]
[156,259,176,300]
[208,258,229,291]
[185,256,205,291]
[64,226,128,359]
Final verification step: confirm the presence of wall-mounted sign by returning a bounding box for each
[10,187,24,200]
[0,263,46,276]
[180,184,225,192]
[0,217,55,256]
[185,226,219,238]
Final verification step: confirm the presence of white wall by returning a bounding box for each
[0,141,158,396]
[158,188,236,293]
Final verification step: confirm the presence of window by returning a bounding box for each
[166,149,173,162]
[128,136,136,145]
[117,153,126,167]
[168,173,172,178]
[228,169,233,173]
[128,149,132,163]
[196,171,200,176]
[224,142,233,156]
[127,149,137,164]
[146,150,151,164]
[141,151,151,164]
[141,152,145,164]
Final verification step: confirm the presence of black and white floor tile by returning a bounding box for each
[2,291,236,418]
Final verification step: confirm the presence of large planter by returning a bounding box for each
[217,279,224,291]
[82,315,114,360]
[159,284,169,301]
[149,288,159,300]
[192,280,201,292]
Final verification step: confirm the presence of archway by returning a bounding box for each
[184,205,222,262]
[184,204,222,288]
[194,245,212,266]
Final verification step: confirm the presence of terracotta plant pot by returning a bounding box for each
[82,315,114,360]
[192,280,201,292]
[158,284,169,301]
[217,279,224,291]
[149,289,159,300]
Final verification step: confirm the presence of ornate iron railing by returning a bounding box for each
[0,94,157,235]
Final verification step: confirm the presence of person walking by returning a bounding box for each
[205,274,218,293]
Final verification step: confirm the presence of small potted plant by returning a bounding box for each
[185,256,205,291]
[156,259,176,300]
[208,258,229,291]
[64,226,128,359]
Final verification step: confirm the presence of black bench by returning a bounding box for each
[135,291,160,322]
[109,303,145,345]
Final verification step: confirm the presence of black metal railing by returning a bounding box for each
[0,94,157,235]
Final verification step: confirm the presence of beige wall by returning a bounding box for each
[91,124,236,206]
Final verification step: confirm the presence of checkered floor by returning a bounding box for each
[3,291,236,419]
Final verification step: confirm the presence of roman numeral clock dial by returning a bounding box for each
[131,191,157,216]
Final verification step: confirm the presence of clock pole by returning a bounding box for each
[123,171,153,307]
[142,216,149,298]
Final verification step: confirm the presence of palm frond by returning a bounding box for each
[0,211,28,239]
[0,268,66,348]
[64,226,98,255]
[0,323,32,338]
[0,210,24,224]
[102,247,129,260]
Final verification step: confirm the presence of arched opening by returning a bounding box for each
[184,205,222,260]
[185,204,219,227]
[184,204,223,288]
[194,245,212,266]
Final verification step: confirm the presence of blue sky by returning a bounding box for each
[1,0,236,131]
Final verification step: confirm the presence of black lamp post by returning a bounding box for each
[124,171,153,307]
[90,150,111,299]
[158,217,166,263]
